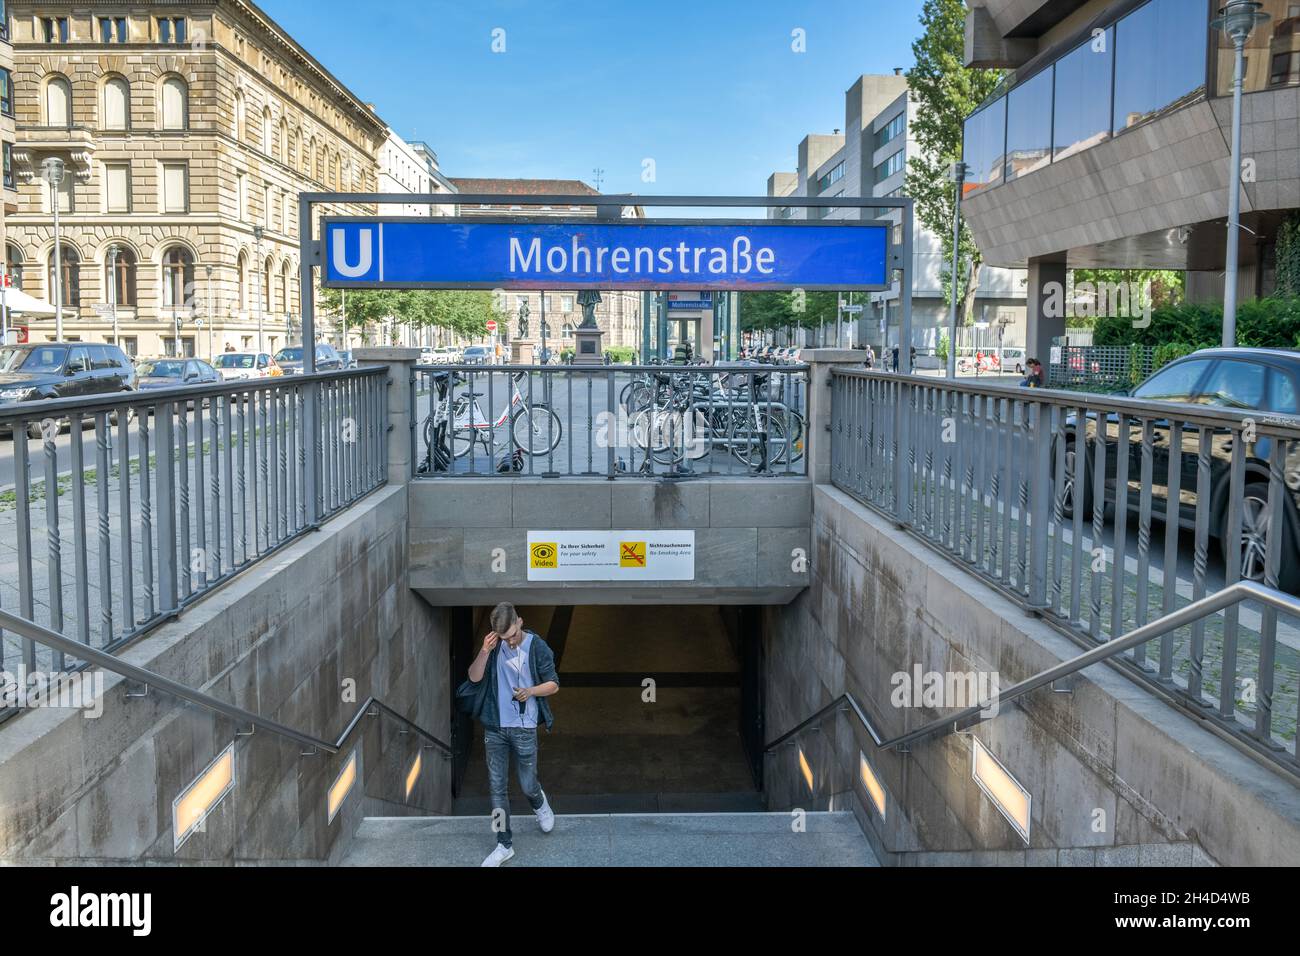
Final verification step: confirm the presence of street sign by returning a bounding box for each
[842,304,864,313]
[668,291,713,310]
[322,218,891,292]
[93,303,113,316]
[486,319,498,332]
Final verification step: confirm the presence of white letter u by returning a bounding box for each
[333,228,373,278]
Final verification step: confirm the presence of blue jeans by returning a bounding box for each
[485,727,545,848]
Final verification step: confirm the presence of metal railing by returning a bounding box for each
[765,582,1300,787]
[0,367,388,722]
[830,368,1300,768]
[1048,341,1156,392]
[412,362,808,479]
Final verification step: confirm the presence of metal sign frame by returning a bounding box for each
[298,192,914,373]
[318,213,894,293]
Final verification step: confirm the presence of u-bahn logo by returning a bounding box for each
[530,542,557,569]
[619,541,646,568]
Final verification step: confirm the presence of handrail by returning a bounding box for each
[763,580,1300,757]
[0,607,452,757]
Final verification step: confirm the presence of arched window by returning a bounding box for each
[293,129,302,170]
[278,121,287,162]
[5,243,24,290]
[307,137,317,177]
[105,247,137,307]
[47,244,80,308]
[161,246,194,309]
[262,257,272,312]
[261,107,273,155]
[234,90,246,140]
[316,145,325,183]
[103,77,130,131]
[46,75,72,127]
[160,76,188,130]
[279,261,290,313]
[237,251,248,312]
[329,152,339,189]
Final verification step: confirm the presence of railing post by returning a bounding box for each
[801,348,863,486]
[1027,399,1052,608]
[354,347,420,487]
[155,400,179,614]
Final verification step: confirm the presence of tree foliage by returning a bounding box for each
[904,0,1004,322]
[738,291,839,334]
[317,288,502,344]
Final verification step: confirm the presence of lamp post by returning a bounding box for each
[204,264,214,360]
[41,158,66,341]
[107,245,119,348]
[253,225,265,353]
[1212,1,1270,347]
[946,160,968,378]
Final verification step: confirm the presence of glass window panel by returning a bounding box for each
[162,77,187,129]
[962,95,1006,192]
[1196,360,1266,409]
[105,163,129,212]
[1218,1,1300,93]
[1114,0,1207,132]
[46,77,70,127]
[1005,66,1053,182]
[1131,358,1214,400]
[162,162,187,212]
[104,78,128,130]
[1053,27,1114,160]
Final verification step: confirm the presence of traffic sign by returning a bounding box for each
[322,219,891,292]
[486,319,498,333]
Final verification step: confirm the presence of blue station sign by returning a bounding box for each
[321,218,891,291]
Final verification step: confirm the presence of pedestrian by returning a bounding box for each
[224,343,236,352]
[1020,357,1045,388]
[459,601,560,867]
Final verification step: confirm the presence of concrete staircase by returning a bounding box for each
[341,811,879,867]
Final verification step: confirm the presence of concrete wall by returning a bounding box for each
[409,478,811,605]
[0,485,452,864]
[763,485,1300,866]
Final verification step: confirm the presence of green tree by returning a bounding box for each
[904,0,1004,325]
[318,288,501,344]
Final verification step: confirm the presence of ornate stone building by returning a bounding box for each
[5,0,384,357]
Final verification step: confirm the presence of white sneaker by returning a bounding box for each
[535,793,555,833]
[481,844,515,867]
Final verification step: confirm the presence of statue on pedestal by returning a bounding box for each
[577,290,602,330]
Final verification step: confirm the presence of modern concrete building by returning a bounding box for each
[448,177,646,354]
[962,0,1300,358]
[378,129,456,218]
[767,73,1026,355]
[4,0,386,358]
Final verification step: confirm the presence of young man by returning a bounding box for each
[466,602,560,867]
[1020,358,1045,388]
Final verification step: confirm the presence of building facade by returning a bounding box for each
[379,130,456,218]
[448,177,645,354]
[1,0,18,328]
[962,0,1300,357]
[768,73,1027,356]
[6,0,385,358]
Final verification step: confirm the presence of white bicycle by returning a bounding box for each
[425,371,563,459]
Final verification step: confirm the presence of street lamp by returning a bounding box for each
[1212,1,1270,347]
[946,161,968,378]
[41,158,66,341]
[204,264,214,360]
[253,225,265,353]
[107,245,119,348]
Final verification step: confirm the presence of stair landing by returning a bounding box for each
[341,811,879,867]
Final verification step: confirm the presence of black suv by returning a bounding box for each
[1061,348,1300,591]
[0,342,137,437]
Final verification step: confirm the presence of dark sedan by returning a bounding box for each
[1059,348,1300,591]
[135,358,222,390]
[274,344,344,374]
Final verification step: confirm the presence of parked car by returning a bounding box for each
[338,350,357,369]
[136,358,221,391]
[429,346,460,364]
[214,351,282,380]
[418,347,436,365]
[274,344,343,374]
[462,345,493,365]
[0,342,136,438]
[1058,348,1300,591]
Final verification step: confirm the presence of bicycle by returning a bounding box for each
[422,370,562,464]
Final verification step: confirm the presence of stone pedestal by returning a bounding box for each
[511,341,535,365]
[353,346,420,487]
[571,327,605,365]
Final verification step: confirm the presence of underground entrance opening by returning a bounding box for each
[449,604,765,814]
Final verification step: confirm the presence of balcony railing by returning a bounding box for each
[830,368,1300,771]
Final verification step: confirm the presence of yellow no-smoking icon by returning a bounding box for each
[619,541,647,568]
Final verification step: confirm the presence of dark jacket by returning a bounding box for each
[467,631,560,731]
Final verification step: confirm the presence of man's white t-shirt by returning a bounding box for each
[496,632,538,729]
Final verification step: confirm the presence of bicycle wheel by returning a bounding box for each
[730,409,788,469]
[770,409,806,465]
[511,405,562,456]
[623,380,654,413]
[629,406,684,465]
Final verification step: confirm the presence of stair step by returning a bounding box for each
[452,791,767,816]
[342,811,878,867]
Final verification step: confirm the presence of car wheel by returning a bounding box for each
[1222,481,1300,593]
[1054,438,1093,520]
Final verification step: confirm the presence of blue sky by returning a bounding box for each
[262,0,924,198]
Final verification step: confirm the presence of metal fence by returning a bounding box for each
[1049,341,1156,391]
[0,367,388,719]
[829,368,1300,770]
[411,363,808,479]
